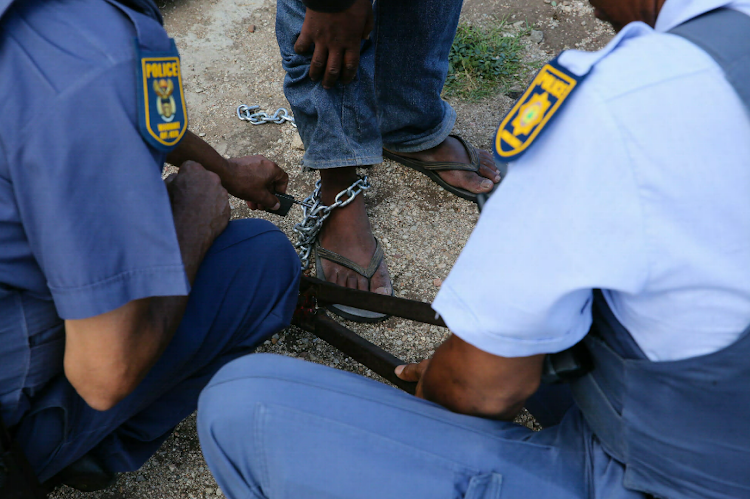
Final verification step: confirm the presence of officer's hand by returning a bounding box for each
[169,161,231,246]
[224,155,289,211]
[294,0,374,89]
[395,359,430,398]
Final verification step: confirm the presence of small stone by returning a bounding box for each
[291,134,304,151]
[433,278,443,287]
[563,5,572,12]
[437,263,446,269]
[581,21,587,25]
[216,488,223,497]
[513,20,524,28]
[206,486,215,494]
[530,30,544,43]
[271,338,278,344]
[544,0,551,3]
[248,24,255,33]
[194,87,204,93]
[136,475,146,482]
[198,132,206,137]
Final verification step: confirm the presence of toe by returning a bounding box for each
[479,163,501,184]
[333,267,347,288]
[478,150,501,182]
[371,260,392,296]
[346,273,359,290]
[321,261,336,285]
[357,275,369,291]
[463,170,495,194]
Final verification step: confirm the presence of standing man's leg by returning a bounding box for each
[16,219,300,482]
[274,0,500,317]
[276,0,391,317]
[375,0,501,199]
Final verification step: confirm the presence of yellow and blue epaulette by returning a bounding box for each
[494,58,585,163]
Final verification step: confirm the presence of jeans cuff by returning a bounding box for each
[383,106,457,154]
[302,154,384,170]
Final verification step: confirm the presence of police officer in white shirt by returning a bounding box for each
[196,0,750,497]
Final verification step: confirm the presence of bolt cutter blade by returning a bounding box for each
[292,311,418,394]
[298,276,447,327]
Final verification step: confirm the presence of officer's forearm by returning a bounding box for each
[65,197,219,412]
[167,130,233,183]
[64,296,187,411]
[420,335,544,420]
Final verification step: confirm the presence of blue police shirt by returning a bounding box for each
[0,0,188,427]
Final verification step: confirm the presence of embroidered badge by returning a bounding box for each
[136,39,188,152]
[494,60,582,162]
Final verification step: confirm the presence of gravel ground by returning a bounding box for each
[49,1,612,497]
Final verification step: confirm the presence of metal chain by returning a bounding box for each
[293,176,371,270]
[236,104,297,127]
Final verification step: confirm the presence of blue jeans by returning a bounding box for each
[13,220,300,482]
[275,0,463,169]
[198,354,647,499]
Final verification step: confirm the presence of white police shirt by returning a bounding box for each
[433,0,750,361]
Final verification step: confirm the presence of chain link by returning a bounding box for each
[237,104,297,127]
[292,176,371,270]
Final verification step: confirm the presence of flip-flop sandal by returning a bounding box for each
[314,238,393,323]
[383,135,486,203]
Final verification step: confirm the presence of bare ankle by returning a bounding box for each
[319,167,371,204]
[320,167,359,188]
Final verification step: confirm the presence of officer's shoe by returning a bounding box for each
[44,454,117,493]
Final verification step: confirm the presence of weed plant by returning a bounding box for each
[445,22,527,101]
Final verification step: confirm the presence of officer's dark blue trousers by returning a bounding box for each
[13,219,300,482]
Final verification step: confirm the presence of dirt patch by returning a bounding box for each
[49,1,609,497]
[462,0,613,54]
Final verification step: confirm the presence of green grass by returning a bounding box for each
[444,22,528,101]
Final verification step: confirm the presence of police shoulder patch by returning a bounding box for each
[136,39,188,152]
[494,59,583,162]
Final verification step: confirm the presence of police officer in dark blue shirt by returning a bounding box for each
[0,0,300,490]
